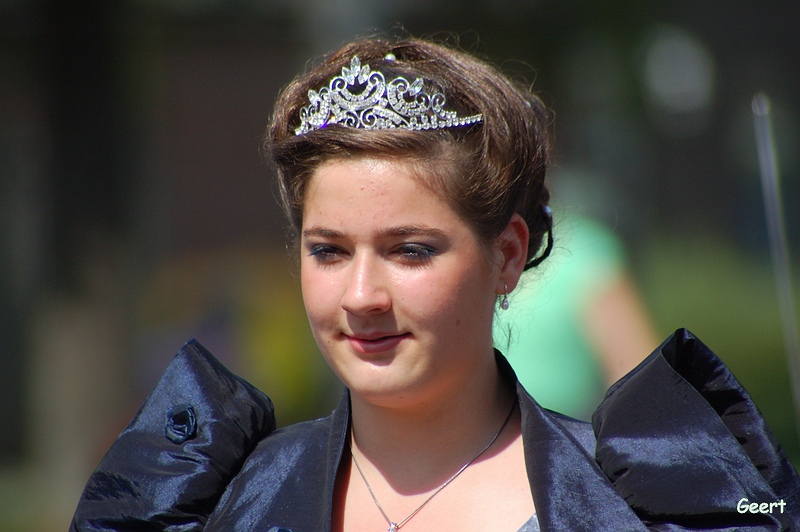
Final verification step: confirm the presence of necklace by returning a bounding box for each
[349,401,517,532]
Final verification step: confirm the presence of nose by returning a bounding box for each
[340,252,391,315]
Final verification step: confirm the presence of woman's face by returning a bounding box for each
[300,157,502,408]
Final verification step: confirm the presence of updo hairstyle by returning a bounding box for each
[267,37,553,270]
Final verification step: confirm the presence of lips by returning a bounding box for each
[345,332,410,355]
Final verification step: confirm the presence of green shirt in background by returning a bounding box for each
[494,214,624,420]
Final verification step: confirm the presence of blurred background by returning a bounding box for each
[1,0,799,529]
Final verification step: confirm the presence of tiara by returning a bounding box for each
[294,56,483,135]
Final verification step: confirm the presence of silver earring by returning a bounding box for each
[501,284,509,310]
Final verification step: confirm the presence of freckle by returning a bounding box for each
[455,319,460,326]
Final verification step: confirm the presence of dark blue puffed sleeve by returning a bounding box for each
[71,339,276,531]
[592,328,800,530]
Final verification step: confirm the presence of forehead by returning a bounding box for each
[302,156,460,230]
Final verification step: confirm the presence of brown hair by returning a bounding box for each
[267,37,553,270]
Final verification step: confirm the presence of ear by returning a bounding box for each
[495,213,529,294]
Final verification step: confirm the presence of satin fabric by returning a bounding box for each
[71,341,276,530]
[71,329,800,530]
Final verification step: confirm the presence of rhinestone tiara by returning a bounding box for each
[294,56,483,136]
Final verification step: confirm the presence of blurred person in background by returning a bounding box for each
[495,212,660,420]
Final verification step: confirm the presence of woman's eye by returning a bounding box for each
[308,244,342,263]
[396,243,437,263]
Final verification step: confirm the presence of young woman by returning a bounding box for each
[72,37,799,531]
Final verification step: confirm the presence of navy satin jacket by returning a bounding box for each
[71,329,800,530]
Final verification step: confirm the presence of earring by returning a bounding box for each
[501,283,510,310]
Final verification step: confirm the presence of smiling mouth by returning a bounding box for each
[345,333,410,355]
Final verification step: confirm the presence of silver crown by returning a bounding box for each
[294,56,483,135]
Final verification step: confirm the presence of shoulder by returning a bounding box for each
[541,406,595,454]
[207,393,350,530]
[512,331,800,529]
[71,339,277,531]
[593,328,800,528]
[498,351,596,454]
[234,415,336,472]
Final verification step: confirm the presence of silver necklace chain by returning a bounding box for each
[349,401,517,532]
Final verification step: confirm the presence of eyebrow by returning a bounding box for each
[377,225,448,239]
[302,227,343,239]
[302,225,448,240]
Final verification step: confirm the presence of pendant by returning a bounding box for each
[388,523,398,532]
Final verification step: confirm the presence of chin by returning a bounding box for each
[338,364,416,400]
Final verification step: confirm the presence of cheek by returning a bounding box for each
[300,265,335,328]
[406,267,490,326]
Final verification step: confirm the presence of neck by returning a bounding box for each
[348,352,516,492]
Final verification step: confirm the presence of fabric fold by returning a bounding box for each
[592,328,799,530]
[71,339,276,531]
[71,330,800,530]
